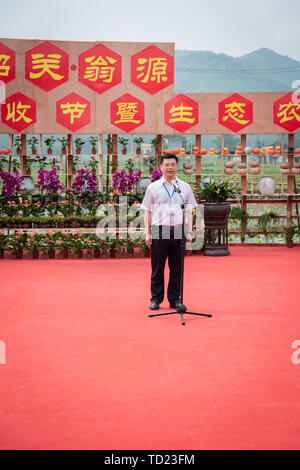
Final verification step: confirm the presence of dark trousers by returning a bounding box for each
[150,225,183,304]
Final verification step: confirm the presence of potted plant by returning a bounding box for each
[134,137,143,155]
[58,137,68,155]
[125,237,135,258]
[282,221,296,248]
[109,237,123,258]
[14,135,22,155]
[105,136,113,154]
[136,237,150,257]
[230,206,249,243]
[74,137,85,155]
[45,136,56,155]
[151,136,161,154]
[26,232,42,259]
[71,233,84,258]
[89,136,97,155]
[27,136,39,155]
[118,137,129,155]
[89,156,98,174]
[194,180,239,256]
[7,231,27,259]
[0,233,7,258]
[26,157,33,175]
[258,211,280,242]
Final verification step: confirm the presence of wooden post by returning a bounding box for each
[221,134,224,182]
[155,134,163,168]
[98,134,103,192]
[195,134,201,186]
[241,134,247,211]
[66,134,73,190]
[287,133,294,219]
[20,134,27,175]
[8,134,13,172]
[112,134,118,173]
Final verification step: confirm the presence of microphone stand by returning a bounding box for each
[149,184,212,325]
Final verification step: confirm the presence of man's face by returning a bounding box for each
[160,158,178,181]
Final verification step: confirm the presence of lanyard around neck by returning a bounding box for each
[163,182,175,199]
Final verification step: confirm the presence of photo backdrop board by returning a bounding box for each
[0,38,299,135]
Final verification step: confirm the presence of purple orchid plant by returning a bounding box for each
[37,167,65,195]
[71,168,98,194]
[112,169,142,194]
[0,171,24,197]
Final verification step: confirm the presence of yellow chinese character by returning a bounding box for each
[169,103,195,124]
[6,101,33,123]
[30,53,64,81]
[277,102,300,123]
[84,55,117,83]
[136,57,168,83]
[60,102,88,124]
[0,55,10,76]
[223,102,250,125]
[115,102,140,124]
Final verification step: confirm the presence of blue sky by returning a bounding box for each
[0,0,300,61]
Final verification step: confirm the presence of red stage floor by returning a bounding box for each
[0,247,300,450]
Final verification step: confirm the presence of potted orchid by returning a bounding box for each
[89,136,97,155]
[14,135,22,155]
[134,137,143,155]
[27,136,39,155]
[118,137,129,155]
[74,137,85,155]
[44,136,56,155]
[58,137,68,155]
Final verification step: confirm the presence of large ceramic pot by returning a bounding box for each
[203,202,231,256]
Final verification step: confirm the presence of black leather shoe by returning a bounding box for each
[150,301,160,310]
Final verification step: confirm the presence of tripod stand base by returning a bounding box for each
[149,307,212,325]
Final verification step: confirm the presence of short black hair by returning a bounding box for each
[160,153,178,165]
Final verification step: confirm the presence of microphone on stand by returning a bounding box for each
[172,179,181,193]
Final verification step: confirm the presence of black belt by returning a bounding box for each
[152,224,183,230]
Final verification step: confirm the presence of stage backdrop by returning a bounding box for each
[0,38,299,135]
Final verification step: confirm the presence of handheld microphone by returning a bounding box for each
[172,179,181,193]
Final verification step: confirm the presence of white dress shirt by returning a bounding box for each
[141,176,198,226]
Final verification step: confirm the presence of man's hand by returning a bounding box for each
[146,233,152,248]
[186,233,193,244]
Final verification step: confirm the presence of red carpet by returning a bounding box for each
[0,247,300,450]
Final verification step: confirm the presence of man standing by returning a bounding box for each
[141,153,198,310]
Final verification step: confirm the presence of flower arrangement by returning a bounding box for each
[27,136,39,154]
[151,136,161,152]
[57,137,68,154]
[74,137,85,154]
[112,168,142,195]
[37,168,65,195]
[7,231,27,257]
[44,136,56,154]
[0,172,24,198]
[14,135,22,154]
[89,156,98,173]
[118,137,129,154]
[151,168,163,182]
[71,168,98,195]
[134,137,143,154]
[89,136,97,154]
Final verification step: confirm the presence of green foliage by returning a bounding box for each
[194,179,240,203]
